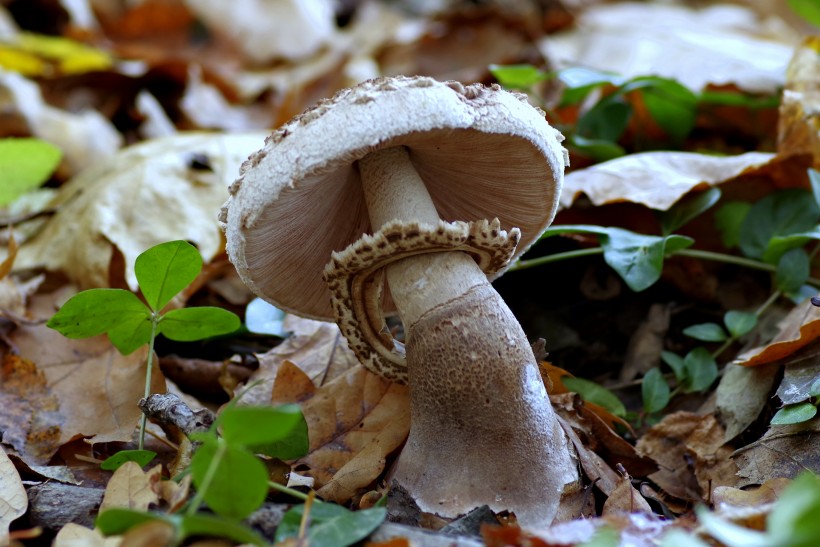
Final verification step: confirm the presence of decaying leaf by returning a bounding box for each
[712,477,791,511]
[559,150,775,210]
[99,462,161,512]
[10,132,267,291]
[272,360,410,504]
[0,446,27,545]
[716,363,780,443]
[735,298,820,366]
[733,417,820,487]
[602,468,652,515]
[777,36,820,163]
[52,522,112,547]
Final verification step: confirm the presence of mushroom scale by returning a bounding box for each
[222,75,579,527]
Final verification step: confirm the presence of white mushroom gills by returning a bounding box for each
[357,145,578,525]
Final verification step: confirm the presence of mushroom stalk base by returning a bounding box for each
[393,283,578,525]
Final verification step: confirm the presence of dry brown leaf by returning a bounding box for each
[542,3,795,94]
[712,477,791,511]
[53,522,118,547]
[10,132,267,291]
[0,446,27,545]
[277,361,410,504]
[601,471,652,515]
[6,289,165,461]
[100,462,161,512]
[735,298,820,366]
[733,418,820,487]
[243,315,359,406]
[559,151,775,210]
[777,36,820,164]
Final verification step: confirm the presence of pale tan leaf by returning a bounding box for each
[100,462,161,512]
[713,477,791,511]
[0,446,27,545]
[53,523,120,547]
[10,132,267,291]
[560,151,775,210]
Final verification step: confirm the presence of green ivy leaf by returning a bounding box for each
[642,368,670,414]
[488,64,549,89]
[724,311,757,338]
[101,450,156,471]
[683,323,728,342]
[0,138,62,206]
[715,202,752,249]
[218,404,309,459]
[775,248,810,295]
[771,403,817,425]
[190,438,269,520]
[561,377,626,417]
[159,307,240,341]
[661,351,687,382]
[659,187,721,236]
[135,240,202,312]
[683,347,718,393]
[46,289,150,339]
[275,503,386,547]
[738,189,820,261]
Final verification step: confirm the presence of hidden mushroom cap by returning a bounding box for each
[220,75,568,321]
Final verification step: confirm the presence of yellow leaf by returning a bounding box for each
[0,45,46,76]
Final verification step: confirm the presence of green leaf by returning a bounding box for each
[738,189,820,260]
[190,438,269,520]
[789,0,820,26]
[715,202,752,249]
[0,138,62,206]
[577,95,632,142]
[47,289,150,339]
[159,307,240,341]
[101,450,156,471]
[764,226,820,265]
[557,67,623,106]
[683,323,728,342]
[771,403,817,425]
[176,513,267,546]
[776,248,810,294]
[661,351,686,382]
[96,509,166,536]
[107,313,153,355]
[683,347,718,393]
[488,64,549,89]
[567,135,625,161]
[698,90,779,109]
[810,168,820,209]
[561,377,626,417]
[627,76,698,142]
[642,368,670,414]
[659,187,721,236]
[135,240,202,312]
[767,471,820,547]
[724,311,757,338]
[810,378,820,397]
[219,404,309,459]
[275,503,387,547]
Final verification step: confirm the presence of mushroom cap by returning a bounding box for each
[221,75,568,321]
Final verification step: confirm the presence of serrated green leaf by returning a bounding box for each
[683,323,728,342]
[159,307,240,341]
[715,202,752,249]
[771,403,817,425]
[47,289,149,339]
[190,438,269,520]
[0,138,62,206]
[659,187,721,236]
[275,503,386,547]
[683,347,718,393]
[661,351,687,382]
[776,248,810,294]
[724,311,757,338]
[739,189,820,260]
[488,64,549,89]
[135,240,202,312]
[562,377,626,417]
[101,450,156,471]
[642,368,670,414]
[219,404,309,459]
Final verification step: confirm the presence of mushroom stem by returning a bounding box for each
[357,146,578,525]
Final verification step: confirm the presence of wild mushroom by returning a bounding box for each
[221,76,579,526]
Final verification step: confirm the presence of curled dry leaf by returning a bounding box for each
[601,469,652,515]
[0,446,27,545]
[271,360,410,504]
[9,132,267,291]
[559,150,775,210]
[99,462,161,512]
[735,298,820,366]
[733,418,820,487]
[712,477,791,511]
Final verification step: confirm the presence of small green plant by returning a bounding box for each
[47,240,241,452]
[0,137,62,206]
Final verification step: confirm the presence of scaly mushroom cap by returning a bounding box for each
[221,75,568,320]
